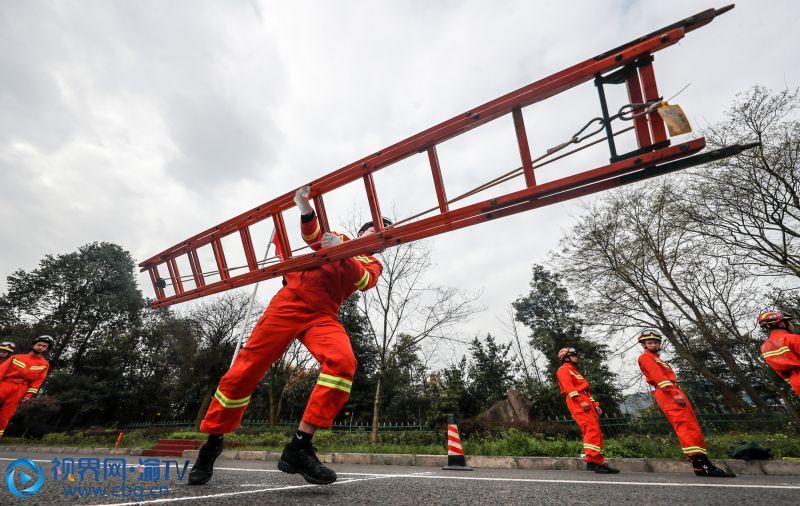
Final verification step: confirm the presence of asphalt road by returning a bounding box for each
[2,451,799,505]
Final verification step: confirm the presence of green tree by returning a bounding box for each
[466,334,516,414]
[0,242,145,370]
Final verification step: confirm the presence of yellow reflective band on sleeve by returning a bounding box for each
[214,389,251,409]
[355,255,373,264]
[568,370,585,380]
[682,446,707,455]
[568,391,579,398]
[26,388,38,394]
[30,365,47,371]
[588,397,596,402]
[317,373,352,393]
[302,223,321,241]
[657,380,674,388]
[762,346,791,358]
[583,444,603,453]
[355,270,370,290]
[12,359,26,368]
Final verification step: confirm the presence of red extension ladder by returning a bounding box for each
[141,5,754,308]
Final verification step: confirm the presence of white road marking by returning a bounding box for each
[409,474,800,490]
[94,473,400,505]
[2,456,800,493]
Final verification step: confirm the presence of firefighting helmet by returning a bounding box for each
[32,335,55,350]
[0,342,15,354]
[638,330,663,344]
[558,347,577,362]
[358,217,393,236]
[757,310,792,330]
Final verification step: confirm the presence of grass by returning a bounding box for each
[2,428,800,460]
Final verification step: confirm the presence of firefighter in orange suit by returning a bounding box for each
[757,310,800,398]
[556,347,619,474]
[0,336,51,439]
[190,184,386,486]
[637,330,734,477]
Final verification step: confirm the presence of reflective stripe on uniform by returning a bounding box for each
[26,388,38,394]
[30,365,47,371]
[12,359,26,368]
[355,270,370,290]
[584,443,603,453]
[568,370,585,380]
[654,358,672,368]
[568,391,579,398]
[302,223,321,241]
[682,446,707,455]
[317,373,352,393]
[214,389,251,409]
[588,396,596,402]
[762,346,791,358]
[355,255,373,264]
[657,380,674,388]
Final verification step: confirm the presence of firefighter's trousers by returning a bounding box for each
[201,289,356,434]
[0,379,27,437]
[567,393,605,465]
[654,387,706,457]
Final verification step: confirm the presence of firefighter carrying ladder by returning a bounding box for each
[141,4,755,308]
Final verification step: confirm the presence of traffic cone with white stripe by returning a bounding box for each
[443,414,472,471]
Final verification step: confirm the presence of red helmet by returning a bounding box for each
[638,330,663,344]
[757,310,792,330]
[558,347,577,362]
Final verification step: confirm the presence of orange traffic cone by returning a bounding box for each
[443,414,472,471]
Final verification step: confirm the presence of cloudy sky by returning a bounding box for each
[2,1,799,392]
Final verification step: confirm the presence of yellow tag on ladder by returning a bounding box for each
[657,102,692,136]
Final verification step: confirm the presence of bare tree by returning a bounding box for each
[186,292,261,430]
[684,86,800,279]
[358,240,480,443]
[557,181,781,412]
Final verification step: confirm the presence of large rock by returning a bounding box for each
[475,388,533,425]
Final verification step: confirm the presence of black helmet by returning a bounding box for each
[358,217,393,236]
[32,335,55,350]
[0,342,15,354]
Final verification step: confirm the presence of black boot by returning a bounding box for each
[278,442,337,485]
[587,462,620,474]
[691,454,736,478]
[188,435,224,485]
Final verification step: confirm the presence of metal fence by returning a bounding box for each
[546,411,797,438]
[124,419,429,432]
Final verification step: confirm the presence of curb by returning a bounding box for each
[0,446,792,476]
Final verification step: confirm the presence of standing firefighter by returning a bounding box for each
[757,310,800,398]
[189,185,385,486]
[637,330,734,477]
[556,347,619,474]
[0,336,51,439]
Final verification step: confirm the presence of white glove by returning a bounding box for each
[293,185,313,215]
[320,232,342,248]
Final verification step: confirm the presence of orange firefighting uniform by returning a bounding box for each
[760,328,800,398]
[200,212,383,433]
[638,350,706,457]
[0,352,49,438]
[556,362,605,464]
